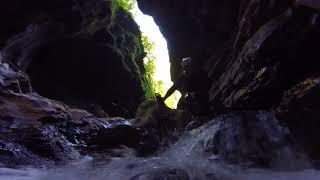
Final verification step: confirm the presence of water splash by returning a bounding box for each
[1,155,320,180]
[1,112,320,180]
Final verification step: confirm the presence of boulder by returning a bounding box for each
[182,111,309,168]
[129,168,190,180]
[132,99,192,133]
[0,62,156,167]
[0,0,146,117]
[276,76,320,159]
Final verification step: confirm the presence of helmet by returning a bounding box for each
[181,57,192,68]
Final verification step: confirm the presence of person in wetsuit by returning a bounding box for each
[161,57,211,115]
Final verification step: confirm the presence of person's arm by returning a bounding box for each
[163,83,178,101]
[162,74,184,101]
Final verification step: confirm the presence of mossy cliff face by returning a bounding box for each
[137,0,320,158]
[0,0,146,117]
[0,0,159,167]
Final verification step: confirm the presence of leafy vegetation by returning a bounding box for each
[141,34,181,108]
[110,0,135,22]
[112,0,135,12]
[141,34,157,100]
[110,0,180,108]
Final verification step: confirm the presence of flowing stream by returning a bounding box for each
[1,112,320,180]
[1,156,320,180]
[1,155,320,180]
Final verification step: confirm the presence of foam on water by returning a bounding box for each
[1,155,320,180]
[2,113,320,180]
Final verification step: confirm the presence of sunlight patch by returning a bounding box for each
[130,3,181,108]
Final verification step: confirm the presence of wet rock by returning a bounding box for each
[132,99,192,133]
[0,63,156,167]
[209,6,320,110]
[276,76,320,159]
[0,91,155,167]
[185,120,202,131]
[182,111,309,168]
[137,0,320,168]
[129,168,190,180]
[137,0,242,80]
[138,0,320,114]
[297,0,320,10]
[0,0,146,117]
[0,62,31,93]
[0,139,51,168]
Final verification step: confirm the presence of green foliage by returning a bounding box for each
[141,34,157,100]
[141,35,154,54]
[112,0,135,12]
[110,0,135,23]
[141,34,181,109]
[108,0,180,108]
[108,0,157,100]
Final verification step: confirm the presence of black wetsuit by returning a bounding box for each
[164,69,211,114]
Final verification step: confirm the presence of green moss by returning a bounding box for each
[108,0,143,77]
[108,0,176,105]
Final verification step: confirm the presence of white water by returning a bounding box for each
[1,137,320,180]
[1,154,320,180]
[2,112,320,180]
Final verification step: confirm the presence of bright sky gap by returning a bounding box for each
[130,3,181,108]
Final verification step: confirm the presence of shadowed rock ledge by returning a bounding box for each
[137,0,320,159]
[0,62,157,167]
[1,0,320,170]
[1,0,147,117]
[0,0,155,167]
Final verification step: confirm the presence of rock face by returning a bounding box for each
[137,0,242,79]
[179,111,308,168]
[1,0,146,117]
[137,0,320,109]
[0,0,158,167]
[276,76,320,159]
[137,0,320,158]
[1,0,320,168]
[133,99,192,133]
[129,168,190,180]
[0,62,156,167]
